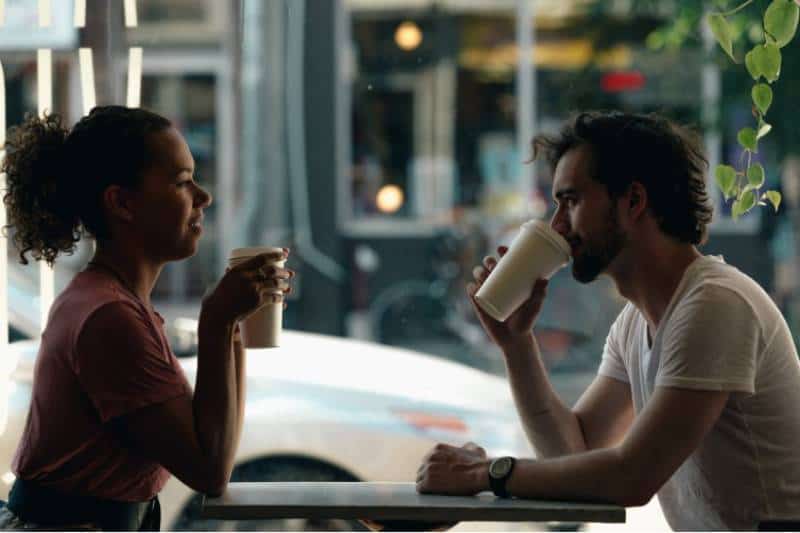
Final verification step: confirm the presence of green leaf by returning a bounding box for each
[715,164,737,199]
[745,49,760,79]
[757,120,772,139]
[738,127,758,151]
[733,190,757,219]
[708,13,736,60]
[747,163,765,188]
[758,43,782,82]
[752,83,773,114]
[764,190,782,211]
[746,44,782,82]
[764,0,800,48]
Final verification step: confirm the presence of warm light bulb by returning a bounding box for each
[376,185,404,213]
[395,21,423,51]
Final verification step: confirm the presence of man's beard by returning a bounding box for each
[571,206,625,284]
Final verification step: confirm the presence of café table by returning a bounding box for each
[202,482,625,529]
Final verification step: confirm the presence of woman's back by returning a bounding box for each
[13,266,191,502]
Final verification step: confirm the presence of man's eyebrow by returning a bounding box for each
[176,167,195,175]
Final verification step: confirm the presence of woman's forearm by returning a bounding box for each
[232,333,246,451]
[193,306,239,489]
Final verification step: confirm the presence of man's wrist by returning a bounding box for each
[500,333,535,358]
[474,459,492,493]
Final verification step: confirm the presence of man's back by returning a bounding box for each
[600,255,800,529]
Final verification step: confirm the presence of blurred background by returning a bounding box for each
[1,0,798,529]
[5,0,799,416]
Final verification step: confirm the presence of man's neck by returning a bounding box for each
[610,240,702,334]
[89,242,163,307]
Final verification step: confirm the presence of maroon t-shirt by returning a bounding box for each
[12,267,193,502]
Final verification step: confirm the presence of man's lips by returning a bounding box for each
[566,238,580,256]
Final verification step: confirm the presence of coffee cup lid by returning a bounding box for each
[522,220,571,257]
[229,246,285,260]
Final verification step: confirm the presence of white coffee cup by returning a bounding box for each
[474,220,570,322]
[228,246,286,348]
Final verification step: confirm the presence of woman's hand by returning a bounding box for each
[203,248,294,324]
[467,246,548,351]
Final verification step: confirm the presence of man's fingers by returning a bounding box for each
[482,256,497,270]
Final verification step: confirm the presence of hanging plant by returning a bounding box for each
[708,0,798,218]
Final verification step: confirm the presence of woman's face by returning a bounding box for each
[128,126,213,262]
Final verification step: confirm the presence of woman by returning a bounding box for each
[0,105,293,530]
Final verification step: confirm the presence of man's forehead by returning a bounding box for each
[552,145,593,196]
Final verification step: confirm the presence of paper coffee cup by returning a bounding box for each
[228,246,286,348]
[474,220,570,322]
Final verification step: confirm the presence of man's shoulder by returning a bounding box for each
[683,256,771,306]
[672,256,780,333]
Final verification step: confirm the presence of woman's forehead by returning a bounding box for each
[148,127,194,171]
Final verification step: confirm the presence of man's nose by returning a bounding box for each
[550,210,568,237]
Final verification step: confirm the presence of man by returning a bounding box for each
[416,111,800,530]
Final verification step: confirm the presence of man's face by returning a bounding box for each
[550,144,626,283]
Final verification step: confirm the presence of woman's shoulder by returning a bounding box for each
[47,270,142,338]
[58,269,130,308]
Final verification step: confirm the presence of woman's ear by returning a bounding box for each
[101,185,135,223]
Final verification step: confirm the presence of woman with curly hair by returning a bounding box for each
[0,105,293,530]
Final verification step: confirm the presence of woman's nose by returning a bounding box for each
[196,186,213,208]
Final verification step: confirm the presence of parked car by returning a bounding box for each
[0,326,536,531]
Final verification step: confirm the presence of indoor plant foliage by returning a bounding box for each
[708,0,798,218]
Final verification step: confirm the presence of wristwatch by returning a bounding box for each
[488,456,516,498]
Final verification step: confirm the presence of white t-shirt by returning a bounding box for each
[599,255,800,530]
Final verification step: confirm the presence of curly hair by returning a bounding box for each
[533,111,714,246]
[2,106,171,266]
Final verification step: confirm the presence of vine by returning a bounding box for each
[708,0,798,218]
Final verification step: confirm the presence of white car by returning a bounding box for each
[0,328,535,531]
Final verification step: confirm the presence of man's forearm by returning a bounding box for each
[500,447,649,507]
[503,334,587,457]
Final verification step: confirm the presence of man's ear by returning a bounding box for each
[101,185,135,223]
[626,181,648,220]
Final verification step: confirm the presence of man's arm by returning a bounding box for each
[503,336,633,457]
[506,386,727,505]
[417,386,728,506]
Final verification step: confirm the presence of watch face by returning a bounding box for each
[490,457,513,478]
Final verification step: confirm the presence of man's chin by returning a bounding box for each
[571,263,602,284]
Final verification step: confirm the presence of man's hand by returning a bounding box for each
[467,246,548,351]
[416,442,491,496]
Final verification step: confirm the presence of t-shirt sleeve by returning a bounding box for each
[656,284,758,394]
[74,301,192,422]
[598,306,630,383]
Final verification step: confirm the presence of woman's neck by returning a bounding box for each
[88,244,163,307]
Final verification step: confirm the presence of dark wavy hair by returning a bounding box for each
[533,111,714,245]
[2,105,172,266]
